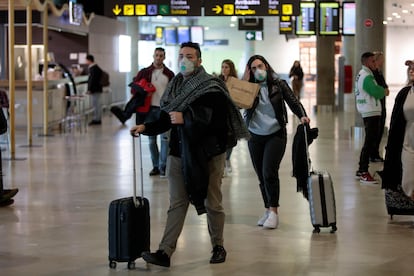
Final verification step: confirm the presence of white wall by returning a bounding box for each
[385,25,414,86]
[89,15,127,103]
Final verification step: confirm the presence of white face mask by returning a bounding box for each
[179,57,195,76]
[254,68,267,82]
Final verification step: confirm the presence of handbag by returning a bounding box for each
[0,109,7,135]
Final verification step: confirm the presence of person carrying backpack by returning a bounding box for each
[86,54,104,125]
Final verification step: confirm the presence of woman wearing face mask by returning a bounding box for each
[243,55,310,229]
[219,59,238,175]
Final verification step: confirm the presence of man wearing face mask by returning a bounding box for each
[131,42,249,267]
[243,55,310,229]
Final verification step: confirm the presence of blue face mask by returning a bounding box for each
[254,69,267,82]
[179,57,195,76]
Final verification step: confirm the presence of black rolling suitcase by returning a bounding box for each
[304,125,337,233]
[108,135,150,270]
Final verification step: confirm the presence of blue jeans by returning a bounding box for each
[144,106,169,170]
[149,131,169,170]
[90,93,102,121]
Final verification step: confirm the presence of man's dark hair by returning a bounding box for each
[86,54,94,62]
[154,47,165,53]
[361,52,374,64]
[180,42,201,58]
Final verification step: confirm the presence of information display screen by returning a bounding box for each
[190,26,204,45]
[295,1,316,36]
[177,26,190,44]
[165,27,177,45]
[318,2,340,35]
[342,1,355,35]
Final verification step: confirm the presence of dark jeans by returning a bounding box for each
[248,129,287,208]
[372,98,386,158]
[359,116,381,172]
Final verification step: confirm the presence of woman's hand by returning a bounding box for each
[242,65,250,81]
[300,117,311,124]
[130,124,145,136]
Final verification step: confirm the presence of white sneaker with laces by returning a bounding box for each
[257,210,270,226]
[263,211,279,229]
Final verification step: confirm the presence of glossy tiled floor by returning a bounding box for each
[1,84,413,276]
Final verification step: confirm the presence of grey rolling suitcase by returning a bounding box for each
[307,171,337,233]
[304,125,337,233]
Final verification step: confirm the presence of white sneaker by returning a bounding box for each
[257,210,270,226]
[263,211,279,229]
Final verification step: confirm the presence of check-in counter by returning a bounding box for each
[0,76,89,129]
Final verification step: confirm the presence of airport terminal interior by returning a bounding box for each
[1,83,414,276]
[2,1,414,275]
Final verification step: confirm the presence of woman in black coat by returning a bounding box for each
[382,60,414,199]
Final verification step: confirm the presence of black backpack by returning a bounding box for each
[100,70,110,87]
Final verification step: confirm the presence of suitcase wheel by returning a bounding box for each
[127,261,135,270]
[330,225,338,233]
[312,226,320,234]
[109,260,116,269]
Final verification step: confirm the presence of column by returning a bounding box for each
[316,36,336,110]
[354,0,385,127]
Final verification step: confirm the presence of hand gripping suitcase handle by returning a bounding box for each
[132,134,144,207]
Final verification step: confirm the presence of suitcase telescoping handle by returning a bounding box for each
[303,123,312,177]
[132,134,144,208]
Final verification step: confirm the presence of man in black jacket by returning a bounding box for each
[131,42,249,267]
[86,54,103,125]
[371,51,390,162]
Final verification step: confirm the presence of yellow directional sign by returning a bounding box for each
[212,5,222,14]
[223,4,234,15]
[135,4,146,15]
[123,4,134,16]
[282,4,293,15]
[112,4,121,16]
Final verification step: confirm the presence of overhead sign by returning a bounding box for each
[279,15,293,34]
[279,0,300,16]
[105,0,202,17]
[205,1,280,16]
[104,0,300,17]
[245,31,263,41]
